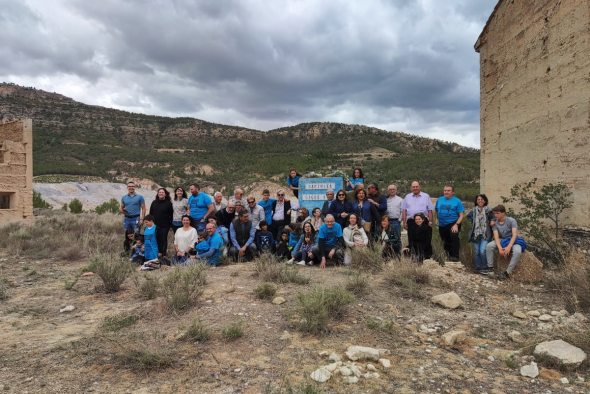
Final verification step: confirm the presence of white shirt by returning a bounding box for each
[273,200,286,221]
[174,227,198,252]
[386,195,403,220]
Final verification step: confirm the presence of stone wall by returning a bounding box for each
[0,119,33,222]
[475,0,590,228]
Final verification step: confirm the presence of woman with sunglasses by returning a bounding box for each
[329,189,354,228]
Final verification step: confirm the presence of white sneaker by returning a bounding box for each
[286,259,294,264]
[295,260,306,266]
[307,261,314,266]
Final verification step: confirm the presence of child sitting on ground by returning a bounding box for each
[255,220,274,252]
[274,228,292,260]
[294,232,316,266]
[130,234,145,264]
[194,232,209,256]
[287,222,301,251]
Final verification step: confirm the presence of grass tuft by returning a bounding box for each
[254,254,310,284]
[161,264,207,312]
[383,257,431,297]
[222,319,246,340]
[101,314,141,332]
[179,318,212,342]
[91,253,134,293]
[132,272,160,300]
[254,282,279,300]
[297,286,355,334]
[345,270,369,296]
[349,244,384,272]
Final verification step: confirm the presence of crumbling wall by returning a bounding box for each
[0,118,33,222]
[476,0,590,227]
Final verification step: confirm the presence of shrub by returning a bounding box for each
[546,257,590,313]
[64,277,78,290]
[297,286,355,334]
[254,282,278,300]
[161,264,207,312]
[254,254,310,284]
[101,314,141,332]
[62,203,68,211]
[33,190,52,209]
[345,271,369,296]
[95,198,120,215]
[132,272,160,300]
[113,345,172,370]
[349,244,384,273]
[221,319,246,340]
[383,257,431,298]
[91,253,134,293]
[57,245,86,261]
[180,318,212,342]
[0,277,7,300]
[69,198,83,214]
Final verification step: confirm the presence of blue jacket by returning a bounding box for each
[292,233,319,255]
[500,236,527,252]
[329,200,354,228]
[288,175,302,188]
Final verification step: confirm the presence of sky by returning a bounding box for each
[0,0,497,148]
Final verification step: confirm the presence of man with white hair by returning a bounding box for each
[213,192,226,213]
[228,188,248,209]
[386,184,404,252]
[320,189,335,220]
[270,189,299,238]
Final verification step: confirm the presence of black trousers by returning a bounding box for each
[229,243,258,262]
[155,226,170,257]
[438,223,461,260]
[271,219,286,239]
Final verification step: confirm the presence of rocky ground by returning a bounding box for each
[0,245,589,393]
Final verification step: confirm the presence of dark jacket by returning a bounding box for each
[216,208,234,229]
[407,220,433,260]
[354,200,381,234]
[368,191,388,216]
[329,200,354,228]
[271,200,292,224]
[273,228,291,259]
[320,200,333,220]
[232,218,253,247]
[149,199,173,228]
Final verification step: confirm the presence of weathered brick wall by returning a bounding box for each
[0,119,33,222]
[476,0,590,227]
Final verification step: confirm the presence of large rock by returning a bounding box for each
[497,251,543,283]
[431,292,463,309]
[310,368,332,382]
[520,362,539,378]
[441,330,467,346]
[534,340,587,367]
[345,346,381,361]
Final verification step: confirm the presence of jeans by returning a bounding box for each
[124,216,141,233]
[473,237,488,269]
[391,220,402,252]
[486,241,523,273]
[438,223,461,260]
[191,218,206,233]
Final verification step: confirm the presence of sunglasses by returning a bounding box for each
[337,194,345,197]
[277,194,284,196]
[248,201,255,204]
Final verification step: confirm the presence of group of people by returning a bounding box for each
[120,167,525,279]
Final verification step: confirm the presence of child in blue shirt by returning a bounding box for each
[130,234,145,264]
[287,168,302,198]
[287,223,301,250]
[142,215,159,261]
[194,232,210,255]
[255,220,274,252]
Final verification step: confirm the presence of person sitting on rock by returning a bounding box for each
[229,210,258,262]
[312,214,345,268]
[486,205,526,280]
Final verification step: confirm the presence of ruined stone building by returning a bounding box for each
[475,0,590,242]
[0,119,33,222]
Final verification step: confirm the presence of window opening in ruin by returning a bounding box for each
[0,193,14,209]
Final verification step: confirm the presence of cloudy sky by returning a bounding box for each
[1,0,496,148]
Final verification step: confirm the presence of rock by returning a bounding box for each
[508,330,524,343]
[81,272,94,276]
[577,376,585,382]
[59,305,75,313]
[337,366,352,376]
[527,310,541,317]
[310,368,331,383]
[441,330,466,346]
[328,353,341,362]
[560,377,569,384]
[363,372,380,379]
[366,364,377,372]
[323,362,341,373]
[488,356,495,362]
[431,292,463,309]
[559,309,570,317]
[345,376,359,384]
[512,310,527,319]
[497,251,543,283]
[272,297,286,305]
[538,314,553,322]
[573,312,587,322]
[378,359,391,368]
[520,362,539,378]
[538,323,553,331]
[318,351,329,357]
[279,332,292,340]
[534,340,587,367]
[345,346,381,361]
[551,311,560,316]
[349,364,362,377]
[377,348,390,356]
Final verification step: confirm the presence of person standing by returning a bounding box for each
[215,202,236,229]
[246,197,265,230]
[367,182,388,217]
[287,169,302,198]
[330,189,354,228]
[466,194,496,274]
[229,189,248,208]
[188,183,214,233]
[386,184,403,253]
[213,192,226,213]
[434,185,465,262]
[120,181,145,233]
[347,168,364,191]
[320,190,335,219]
[271,189,299,238]
[171,187,189,234]
[257,189,276,225]
[402,181,434,260]
[149,188,173,258]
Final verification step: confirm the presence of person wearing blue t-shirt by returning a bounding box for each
[287,169,302,198]
[188,183,214,233]
[312,214,345,268]
[142,215,159,260]
[195,223,225,266]
[434,185,465,262]
[257,189,277,225]
[120,181,146,233]
[347,168,364,191]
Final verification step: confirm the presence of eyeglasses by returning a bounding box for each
[277,194,284,196]
[227,206,235,210]
[248,201,255,204]
[337,194,345,197]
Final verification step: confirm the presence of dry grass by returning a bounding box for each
[132,272,160,300]
[179,318,212,342]
[90,253,134,293]
[253,254,310,284]
[345,270,370,296]
[161,264,207,312]
[254,282,279,300]
[348,244,384,273]
[297,286,355,334]
[383,257,431,297]
[545,256,590,313]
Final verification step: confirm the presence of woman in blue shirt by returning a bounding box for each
[287,168,302,198]
[329,189,354,228]
[354,188,380,237]
[347,168,364,191]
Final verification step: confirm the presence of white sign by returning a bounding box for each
[305,183,336,190]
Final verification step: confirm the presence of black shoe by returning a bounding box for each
[497,271,510,281]
[449,257,461,263]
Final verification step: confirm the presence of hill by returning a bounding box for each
[0,83,480,199]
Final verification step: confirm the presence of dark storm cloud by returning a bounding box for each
[0,0,497,146]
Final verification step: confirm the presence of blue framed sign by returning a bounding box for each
[298,177,344,213]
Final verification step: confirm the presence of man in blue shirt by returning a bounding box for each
[120,181,145,233]
[195,223,225,266]
[188,183,214,233]
[312,214,345,268]
[229,211,257,262]
[257,189,277,225]
[435,185,465,262]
